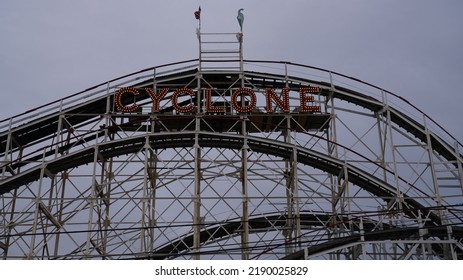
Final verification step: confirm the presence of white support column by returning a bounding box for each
[28,150,48,259]
[385,106,403,216]
[292,147,301,249]
[53,170,67,258]
[238,37,249,260]
[1,119,13,179]
[140,137,150,254]
[424,121,442,210]
[148,149,157,253]
[193,117,202,260]
[454,141,463,195]
[417,210,428,259]
[284,115,293,255]
[376,92,388,183]
[84,134,100,258]
[359,217,367,259]
[54,115,64,158]
[327,89,340,260]
[241,115,250,260]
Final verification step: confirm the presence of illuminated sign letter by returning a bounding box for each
[265,88,290,113]
[172,88,195,113]
[115,87,140,113]
[205,89,226,113]
[299,87,321,113]
[145,88,169,112]
[231,88,257,113]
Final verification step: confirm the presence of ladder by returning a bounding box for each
[198,31,243,73]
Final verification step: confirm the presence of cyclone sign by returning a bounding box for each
[115,87,322,114]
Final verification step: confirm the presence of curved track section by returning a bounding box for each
[1,59,462,259]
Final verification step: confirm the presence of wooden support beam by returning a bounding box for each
[38,201,61,229]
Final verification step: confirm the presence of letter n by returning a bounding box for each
[265,88,289,113]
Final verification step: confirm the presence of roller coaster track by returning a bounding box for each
[1,59,462,259]
[146,212,463,260]
[1,65,461,178]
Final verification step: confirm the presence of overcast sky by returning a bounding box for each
[1,0,462,141]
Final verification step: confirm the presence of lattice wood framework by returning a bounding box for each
[1,34,462,259]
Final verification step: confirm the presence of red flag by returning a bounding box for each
[194,6,201,20]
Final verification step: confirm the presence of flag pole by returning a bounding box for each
[195,6,202,70]
[195,6,201,33]
[236,9,244,77]
[193,5,202,260]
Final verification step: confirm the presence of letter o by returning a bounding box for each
[231,88,256,113]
